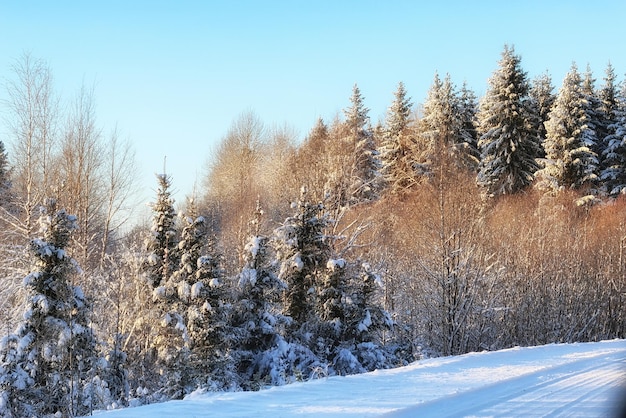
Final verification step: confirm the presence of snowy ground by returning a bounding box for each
[91,339,626,418]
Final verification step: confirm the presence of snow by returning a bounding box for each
[245,236,262,258]
[190,282,203,299]
[177,281,191,301]
[327,258,346,270]
[88,339,626,418]
[292,253,304,271]
[357,309,372,332]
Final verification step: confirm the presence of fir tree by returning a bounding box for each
[539,63,599,190]
[477,45,542,196]
[379,82,416,194]
[0,199,101,417]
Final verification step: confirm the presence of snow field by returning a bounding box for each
[91,339,626,418]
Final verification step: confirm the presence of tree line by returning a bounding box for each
[0,45,625,416]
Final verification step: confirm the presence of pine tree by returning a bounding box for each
[343,84,379,204]
[379,82,416,194]
[0,199,101,417]
[477,45,542,196]
[539,63,599,190]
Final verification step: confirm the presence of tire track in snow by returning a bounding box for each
[381,348,626,417]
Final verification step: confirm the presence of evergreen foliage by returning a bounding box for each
[234,203,288,389]
[0,141,12,207]
[144,173,179,289]
[598,64,626,195]
[0,199,103,417]
[343,85,379,204]
[419,73,479,174]
[379,82,415,193]
[529,72,556,148]
[273,187,331,326]
[457,81,480,162]
[477,45,542,196]
[539,63,599,190]
[2,47,626,414]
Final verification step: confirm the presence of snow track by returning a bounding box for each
[384,347,626,417]
[91,340,626,418]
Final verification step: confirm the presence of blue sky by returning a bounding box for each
[1,0,624,219]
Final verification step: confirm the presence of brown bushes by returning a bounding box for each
[348,177,626,356]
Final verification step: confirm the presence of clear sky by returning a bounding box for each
[1,0,624,220]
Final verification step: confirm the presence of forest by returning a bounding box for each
[0,44,625,416]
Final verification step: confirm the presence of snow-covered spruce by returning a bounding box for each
[477,44,542,196]
[537,63,599,191]
[0,199,107,417]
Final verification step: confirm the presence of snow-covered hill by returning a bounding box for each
[92,339,626,418]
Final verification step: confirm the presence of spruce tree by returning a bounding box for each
[144,173,178,289]
[529,72,556,149]
[0,141,12,208]
[144,173,188,398]
[181,221,232,391]
[234,203,287,388]
[343,84,379,204]
[457,81,480,165]
[314,258,348,365]
[273,187,330,326]
[295,117,333,204]
[539,63,599,190]
[0,199,101,417]
[581,65,602,182]
[419,73,479,174]
[379,82,416,194]
[598,63,626,195]
[344,262,395,371]
[601,85,626,195]
[476,45,542,196]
